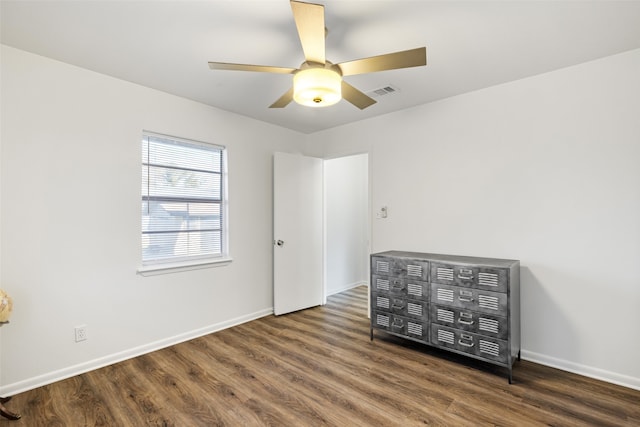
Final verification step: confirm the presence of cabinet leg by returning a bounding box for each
[370,327,374,341]
[517,349,521,361]
[0,396,21,420]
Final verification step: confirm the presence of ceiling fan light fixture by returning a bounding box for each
[293,67,341,107]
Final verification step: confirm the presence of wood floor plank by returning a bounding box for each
[83,363,161,427]
[209,328,384,426]
[2,285,639,426]
[230,323,433,425]
[190,332,339,426]
[242,318,457,423]
[131,350,234,426]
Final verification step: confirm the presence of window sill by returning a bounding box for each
[137,257,233,276]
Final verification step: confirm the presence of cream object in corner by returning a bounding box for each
[0,289,13,323]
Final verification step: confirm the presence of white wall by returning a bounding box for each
[2,43,639,394]
[0,46,303,394]
[325,154,369,295]
[306,49,640,390]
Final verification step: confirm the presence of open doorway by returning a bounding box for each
[324,153,370,298]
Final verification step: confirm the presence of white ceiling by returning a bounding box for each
[2,0,640,134]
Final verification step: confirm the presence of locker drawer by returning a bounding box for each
[372,275,428,301]
[431,283,507,316]
[394,258,430,281]
[430,304,508,340]
[372,311,428,342]
[371,256,429,281]
[430,262,508,293]
[372,275,404,295]
[404,279,429,300]
[372,293,429,320]
[371,256,395,276]
[430,324,508,364]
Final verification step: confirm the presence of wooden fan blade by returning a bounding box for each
[208,62,296,74]
[337,47,427,76]
[290,0,325,64]
[269,87,294,108]
[341,81,376,110]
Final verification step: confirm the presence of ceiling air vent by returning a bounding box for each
[367,84,400,98]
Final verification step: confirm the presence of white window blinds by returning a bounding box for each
[142,133,225,264]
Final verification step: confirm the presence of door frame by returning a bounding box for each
[322,152,371,305]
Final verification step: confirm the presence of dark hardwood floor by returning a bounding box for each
[2,286,639,426]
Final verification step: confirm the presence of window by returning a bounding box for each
[141,132,226,267]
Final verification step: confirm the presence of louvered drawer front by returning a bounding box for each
[372,276,428,301]
[372,294,428,320]
[397,298,427,320]
[373,276,391,292]
[371,257,393,276]
[372,311,428,342]
[374,294,402,314]
[372,274,404,294]
[372,293,391,312]
[393,259,430,281]
[386,278,428,301]
[430,325,508,364]
[372,256,429,280]
[430,304,508,339]
[407,301,426,319]
[431,283,507,315]
[406,320,428,341]
[430,262,508,292]
[405,280,428,301]
[373,313,407,336]
[373,311,391,330]
[395,315,428,341]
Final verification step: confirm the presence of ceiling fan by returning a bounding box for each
[208,0,427,110]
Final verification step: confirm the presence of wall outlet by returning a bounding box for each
[74,325,88,342]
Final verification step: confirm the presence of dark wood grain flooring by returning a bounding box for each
[2,286,639,426]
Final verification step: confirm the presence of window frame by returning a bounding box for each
[138,131,231,275]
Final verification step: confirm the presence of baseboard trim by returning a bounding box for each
[0,308,274,396]
[521,350,640,391]
[327,281,367,296]
[4,311,638,395]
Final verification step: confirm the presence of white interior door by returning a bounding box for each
[273,152,323,315]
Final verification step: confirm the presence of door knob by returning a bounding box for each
[275,239,284,247]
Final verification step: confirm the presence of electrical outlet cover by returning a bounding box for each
[75,326,87,342]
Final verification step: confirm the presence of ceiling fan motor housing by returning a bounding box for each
[293,67,342,107]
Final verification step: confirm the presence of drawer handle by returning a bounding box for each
[458,318,474,325]
[459,333,474,347]
[458,274,473,280]
[459,290,474,303]
[392,319,404,328]
[391,281,405,290]
[392,302,404,310]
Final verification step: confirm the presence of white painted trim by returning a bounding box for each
[0,307,272,396]
[322,159,328,306]
[3,313,638,395]
[521,350,640,391]
[326,282,367,297]
[137,257,233,276]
